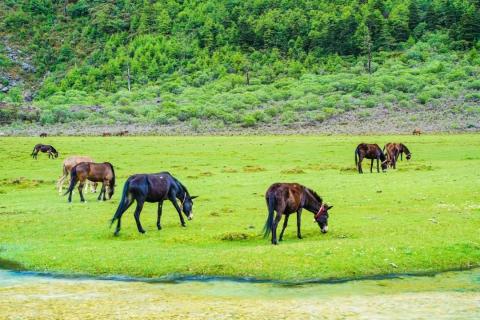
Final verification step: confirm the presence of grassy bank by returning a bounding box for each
[0,135,479,280]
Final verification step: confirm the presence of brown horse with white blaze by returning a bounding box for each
[355,143,388,173]
[57,156,98,194]
[65,162,115,202]
[264,183,333,245]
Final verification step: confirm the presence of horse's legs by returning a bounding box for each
[133,200,146,233]
[78,180,86,202]
[157,202,163,230]
[102,180,109,200]
[114,198,134,236]
[97,183,105,201]
[271,211,282,245]
[358,156,363,173]
[279,214,290,241]
[296,209,303,239]
[170,197,186,227]
[400,152,403,161]
[370,159,374,173]
[376,158,380,173]
[57,173,68,194]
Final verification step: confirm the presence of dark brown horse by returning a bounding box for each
[383,143,412,169]
[355,143,388,173]
[413,129,421,135]
[65,162,115,202]
[396,143,412,161]
[110,172,197,235]
[39,132,47,138]
[264,183,333,245]
[31,144,58,159]
[383,143,399,169]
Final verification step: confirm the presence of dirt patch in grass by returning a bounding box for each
[0,177,51,188]
[222,167,238,173]
[281,168,306,174]
[219,232,251,241]
[397,164,434,172]
[243,165,266,172]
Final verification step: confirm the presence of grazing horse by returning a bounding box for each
[413,129,421,135]
[57,156,98,194]
[383,143,412,169]
[110,172,197,235]
[102,132,111,137]
[355,143,388,173]
[383,143,400,169]
[39,132,47,138]
[264,183,333,245]
[116,130,129,136]
[65,162,115,202]
[396,143,412,161]
[31,144,58,159]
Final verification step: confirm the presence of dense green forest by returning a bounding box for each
[0,0,479,130]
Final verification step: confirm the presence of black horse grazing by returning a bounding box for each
[31,144,58,159]
[110,172,197,235]
[355,143,388,173]
[264,183,333,245]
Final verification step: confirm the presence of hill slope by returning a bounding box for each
[0,0,479,133]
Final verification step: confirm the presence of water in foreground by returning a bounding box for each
[0,269,479,319]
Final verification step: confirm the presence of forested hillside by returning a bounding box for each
[0,0,479,132]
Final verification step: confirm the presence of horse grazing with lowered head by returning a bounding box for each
[355,143,388,173]
[264,183,333,245]
[31,144,58,159]
[110,172,197,235]
[57,156,98,194]
[39,132,47,138]
[383,143,412,169]
[412,129,421,135]
[65,162,115,202]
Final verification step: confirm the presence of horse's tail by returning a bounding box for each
[64,165,78,196]
[110,179,130,227]
[263,194,276,238]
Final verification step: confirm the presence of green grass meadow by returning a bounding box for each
[0,135,479,281]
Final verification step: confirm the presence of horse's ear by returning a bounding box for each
[190,195,198,200]
[327,205,333,210]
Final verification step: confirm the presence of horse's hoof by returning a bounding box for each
[114,231,120,236]
[157,225,162,230]
[139,230,146,234]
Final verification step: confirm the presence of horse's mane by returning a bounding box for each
[161,172,189,196]
[49,145,57,153]
[306,187,322,204]
[401,143,411,154]
[105,162,115,187]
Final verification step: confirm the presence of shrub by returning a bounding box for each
[241,114,257,127]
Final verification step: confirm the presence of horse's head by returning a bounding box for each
[107,184,114,199]
[381,160,388,171]
[315,203,333,233]
[54,152,59,158]
[182,195,198,220]
[406,153,412,160]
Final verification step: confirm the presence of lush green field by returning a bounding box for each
[0,135,479,280]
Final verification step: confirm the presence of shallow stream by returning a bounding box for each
[0,269,479,319]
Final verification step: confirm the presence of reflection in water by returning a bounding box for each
[0,269,479,319]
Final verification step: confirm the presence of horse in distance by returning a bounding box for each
[355,143,388,173]
[57,156,98,194]
[31,144,58,159]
